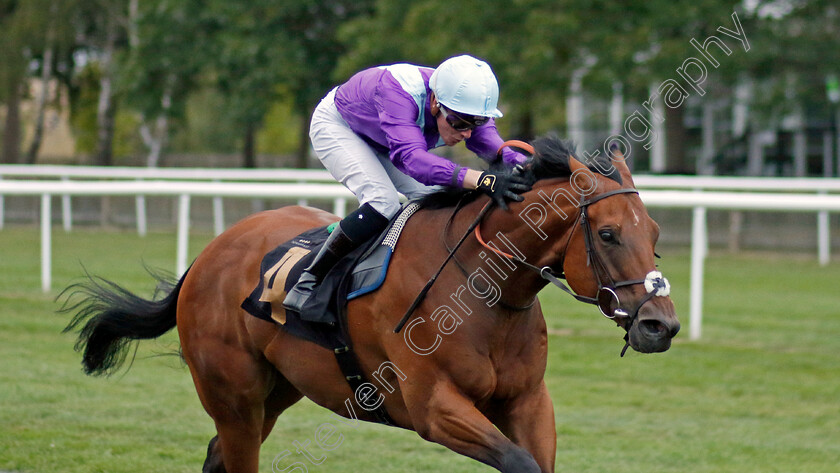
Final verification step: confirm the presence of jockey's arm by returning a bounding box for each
[374,83,525,189]
[375,87,469,188]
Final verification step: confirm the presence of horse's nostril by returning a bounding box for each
[640,319,667,337]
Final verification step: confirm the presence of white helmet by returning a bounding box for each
[430,55,503,118]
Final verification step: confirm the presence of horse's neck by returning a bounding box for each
[482,178,583,263]
[447,183,582,309]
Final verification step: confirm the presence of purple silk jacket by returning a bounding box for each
[333,64,525,187]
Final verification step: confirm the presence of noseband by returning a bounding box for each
[394,183,671,357]
[576,189,670,318]
[475,187,670,355]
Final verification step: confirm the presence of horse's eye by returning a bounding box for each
[599,229,616,243]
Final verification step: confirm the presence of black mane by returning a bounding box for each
[415,186,479,210]
[530,135,623,184]
[416,135,623,210]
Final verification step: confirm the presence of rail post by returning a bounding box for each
[689,206,707,340]
[213,195,225,236]
[41,193,52,292]
[61,176,72,232]
[817,191,830,266]
[177,194,191,276]
[333,197,347,218]
[0,174,4,230]
[135,178,147,237]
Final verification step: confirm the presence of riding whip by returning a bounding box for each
[393,141,533,334]
[393,200,494,333]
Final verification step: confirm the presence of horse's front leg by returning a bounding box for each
[407,382,542,473]
[492,381,557,473]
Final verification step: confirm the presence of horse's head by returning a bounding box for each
[526,138,680,354]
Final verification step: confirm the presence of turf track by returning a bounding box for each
[1,227,838,472]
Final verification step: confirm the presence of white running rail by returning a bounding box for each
[2,178,840,342]
[3,166,838,257]
[0,165,335,235]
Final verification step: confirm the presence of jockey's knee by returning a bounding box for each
[366,199,401,220]
[340,203,389,241]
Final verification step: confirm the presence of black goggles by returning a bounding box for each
[440,106,489,131]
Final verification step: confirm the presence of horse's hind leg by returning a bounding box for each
[197,357,303,473]
[191,350,268,473]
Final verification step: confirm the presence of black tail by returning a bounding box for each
[59,268,188,376]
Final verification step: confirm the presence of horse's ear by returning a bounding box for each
[567,154,602,192]
[567,154,589,174]
[608,142,636,188]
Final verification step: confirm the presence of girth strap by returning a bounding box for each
[333,345,395,426]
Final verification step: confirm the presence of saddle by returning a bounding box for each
[240,203,421,425]
[241,203,419,336]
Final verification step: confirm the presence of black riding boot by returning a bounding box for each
[283,203,389,314]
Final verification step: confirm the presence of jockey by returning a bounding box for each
[284,54,531,314]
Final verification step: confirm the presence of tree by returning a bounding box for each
[744,1,840,124]
[121,0,208,166]
[0,0,75,164]
[337,0,624,141]
[337,0,552,140]
[563,0,757,172]
[23,0,79,163]
[70,0,132,166]
[203,0,373,168]
[0,0,34,163]
[338,0,761,173]
[279,0,376,168]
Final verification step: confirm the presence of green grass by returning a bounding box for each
[1,226,839,472]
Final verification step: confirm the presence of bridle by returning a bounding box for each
[394,141,670,356]
[475,187,670,355]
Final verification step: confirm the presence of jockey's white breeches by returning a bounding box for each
[309,87,440,219]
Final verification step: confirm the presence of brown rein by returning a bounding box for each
[473,188,655,357]
[393,140,660,359]
[393,142,532,332]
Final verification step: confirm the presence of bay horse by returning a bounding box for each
[62,137,679,473]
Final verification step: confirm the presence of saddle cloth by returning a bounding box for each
[240,203,420,349]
